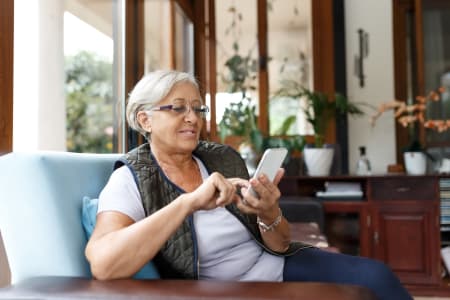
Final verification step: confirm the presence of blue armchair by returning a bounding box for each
[0,151,121,284]
[0,151,377,300]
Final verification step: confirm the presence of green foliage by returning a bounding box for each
[220,5,258,96]
[222,51,258,94]
[274,79,365,147]
[218,98,263,153]
[65,51,114,153]
[273,115,297,136]
[264,115,305,158]
[218,4,303,157]
[219,99,304,157]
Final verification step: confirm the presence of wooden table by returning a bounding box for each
[0,276,378,300]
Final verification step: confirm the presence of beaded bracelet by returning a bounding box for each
[257,208,282,232]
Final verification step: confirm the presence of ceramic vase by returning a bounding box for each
[238,142,257,177]
[403,151,427,175]
[303,148,334,176]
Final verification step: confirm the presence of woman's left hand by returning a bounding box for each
[234,168,290,252]
[233,168,285,218]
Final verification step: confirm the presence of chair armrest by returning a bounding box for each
[280,197,325,232]
[0,276,379,300]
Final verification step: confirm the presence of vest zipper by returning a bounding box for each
[197,257,200,279]
[189,214,200,279]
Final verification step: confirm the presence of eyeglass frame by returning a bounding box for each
[147,100,210,118]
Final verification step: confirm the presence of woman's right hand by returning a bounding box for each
[186,172,240,212]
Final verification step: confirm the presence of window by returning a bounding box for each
[64,4,116,153]
[214,0,259,141]
[421,1,450,146]
[13,0,194,153]
[267,0,313,136]
[203,0,335,145]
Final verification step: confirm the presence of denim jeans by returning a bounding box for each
[283,247,413,300]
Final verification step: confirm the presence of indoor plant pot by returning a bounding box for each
[304,147,334,176]
[403,151,427,175]
[274,83,365,176]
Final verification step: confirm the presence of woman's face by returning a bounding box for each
[147,82,204,154]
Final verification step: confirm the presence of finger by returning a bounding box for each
[261,176,281,201]
[258,170,283,199]
[248,178,280,210]
[241,186,261,208]
[272,168,285,185]
[228,177,250,187]
[236,197,258,214]
[246,176,267,202]
[215,178,236,206]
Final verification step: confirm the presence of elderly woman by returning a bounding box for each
[85,70,412,300]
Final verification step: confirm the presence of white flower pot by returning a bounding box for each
[304,148,334,176]
[404,152,427,175]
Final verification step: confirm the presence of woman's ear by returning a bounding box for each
[137,111,152,132]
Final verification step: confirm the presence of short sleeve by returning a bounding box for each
[97,165,146,222]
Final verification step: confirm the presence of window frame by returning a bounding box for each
[194,0,337,144]
[0,0,14,154]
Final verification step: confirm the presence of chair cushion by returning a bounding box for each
[81,196,160,279]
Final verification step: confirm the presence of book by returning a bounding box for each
[441,246,450,275]
[316,181,363,199]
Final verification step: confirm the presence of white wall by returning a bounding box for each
[345,0,397,174]
[14,0,66,151]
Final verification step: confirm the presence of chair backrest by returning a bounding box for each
[0,151,121,284]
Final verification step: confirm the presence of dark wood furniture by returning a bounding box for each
[0,276,378,300]
[280,174,449,297]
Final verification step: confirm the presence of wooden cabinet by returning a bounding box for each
[371,201,439,285]
[279,175,445,296]
[367,177,441,286]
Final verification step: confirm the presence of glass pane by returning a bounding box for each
[143,1,194,73]
[175,4,194,73]
[267,0,313,136]
[215,1,259,141]
[64,1,122,153]
[144,0,172,72]
[422,1,450,144]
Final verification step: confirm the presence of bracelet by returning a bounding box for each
[257,208,282,232]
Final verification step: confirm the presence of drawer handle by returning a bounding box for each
[396,187,410,192]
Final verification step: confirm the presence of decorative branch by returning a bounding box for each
[370,87,449,132]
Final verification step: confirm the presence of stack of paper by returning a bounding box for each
[316,181,363,199]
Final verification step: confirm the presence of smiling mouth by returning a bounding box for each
[179,129,197,135]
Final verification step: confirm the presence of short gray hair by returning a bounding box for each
[126,70,200,138]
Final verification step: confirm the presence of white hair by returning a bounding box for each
[126,70,200,138]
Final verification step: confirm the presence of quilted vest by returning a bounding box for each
[115,141,310,279]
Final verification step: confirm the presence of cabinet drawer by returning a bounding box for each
[369,178,437,201]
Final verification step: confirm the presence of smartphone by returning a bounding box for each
[246,148,288,198]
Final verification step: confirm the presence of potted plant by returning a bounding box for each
[219,98,263,173]
[370,86,448,175]
[219,101,306,176]
[274,79,366,176]
[217,5,257,133]
[263,116,306,175]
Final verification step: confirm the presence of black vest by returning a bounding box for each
[115,141,310,279]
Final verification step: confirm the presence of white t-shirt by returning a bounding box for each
[97,157,284,281]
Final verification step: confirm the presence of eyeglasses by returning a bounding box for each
[150,103,210,118]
